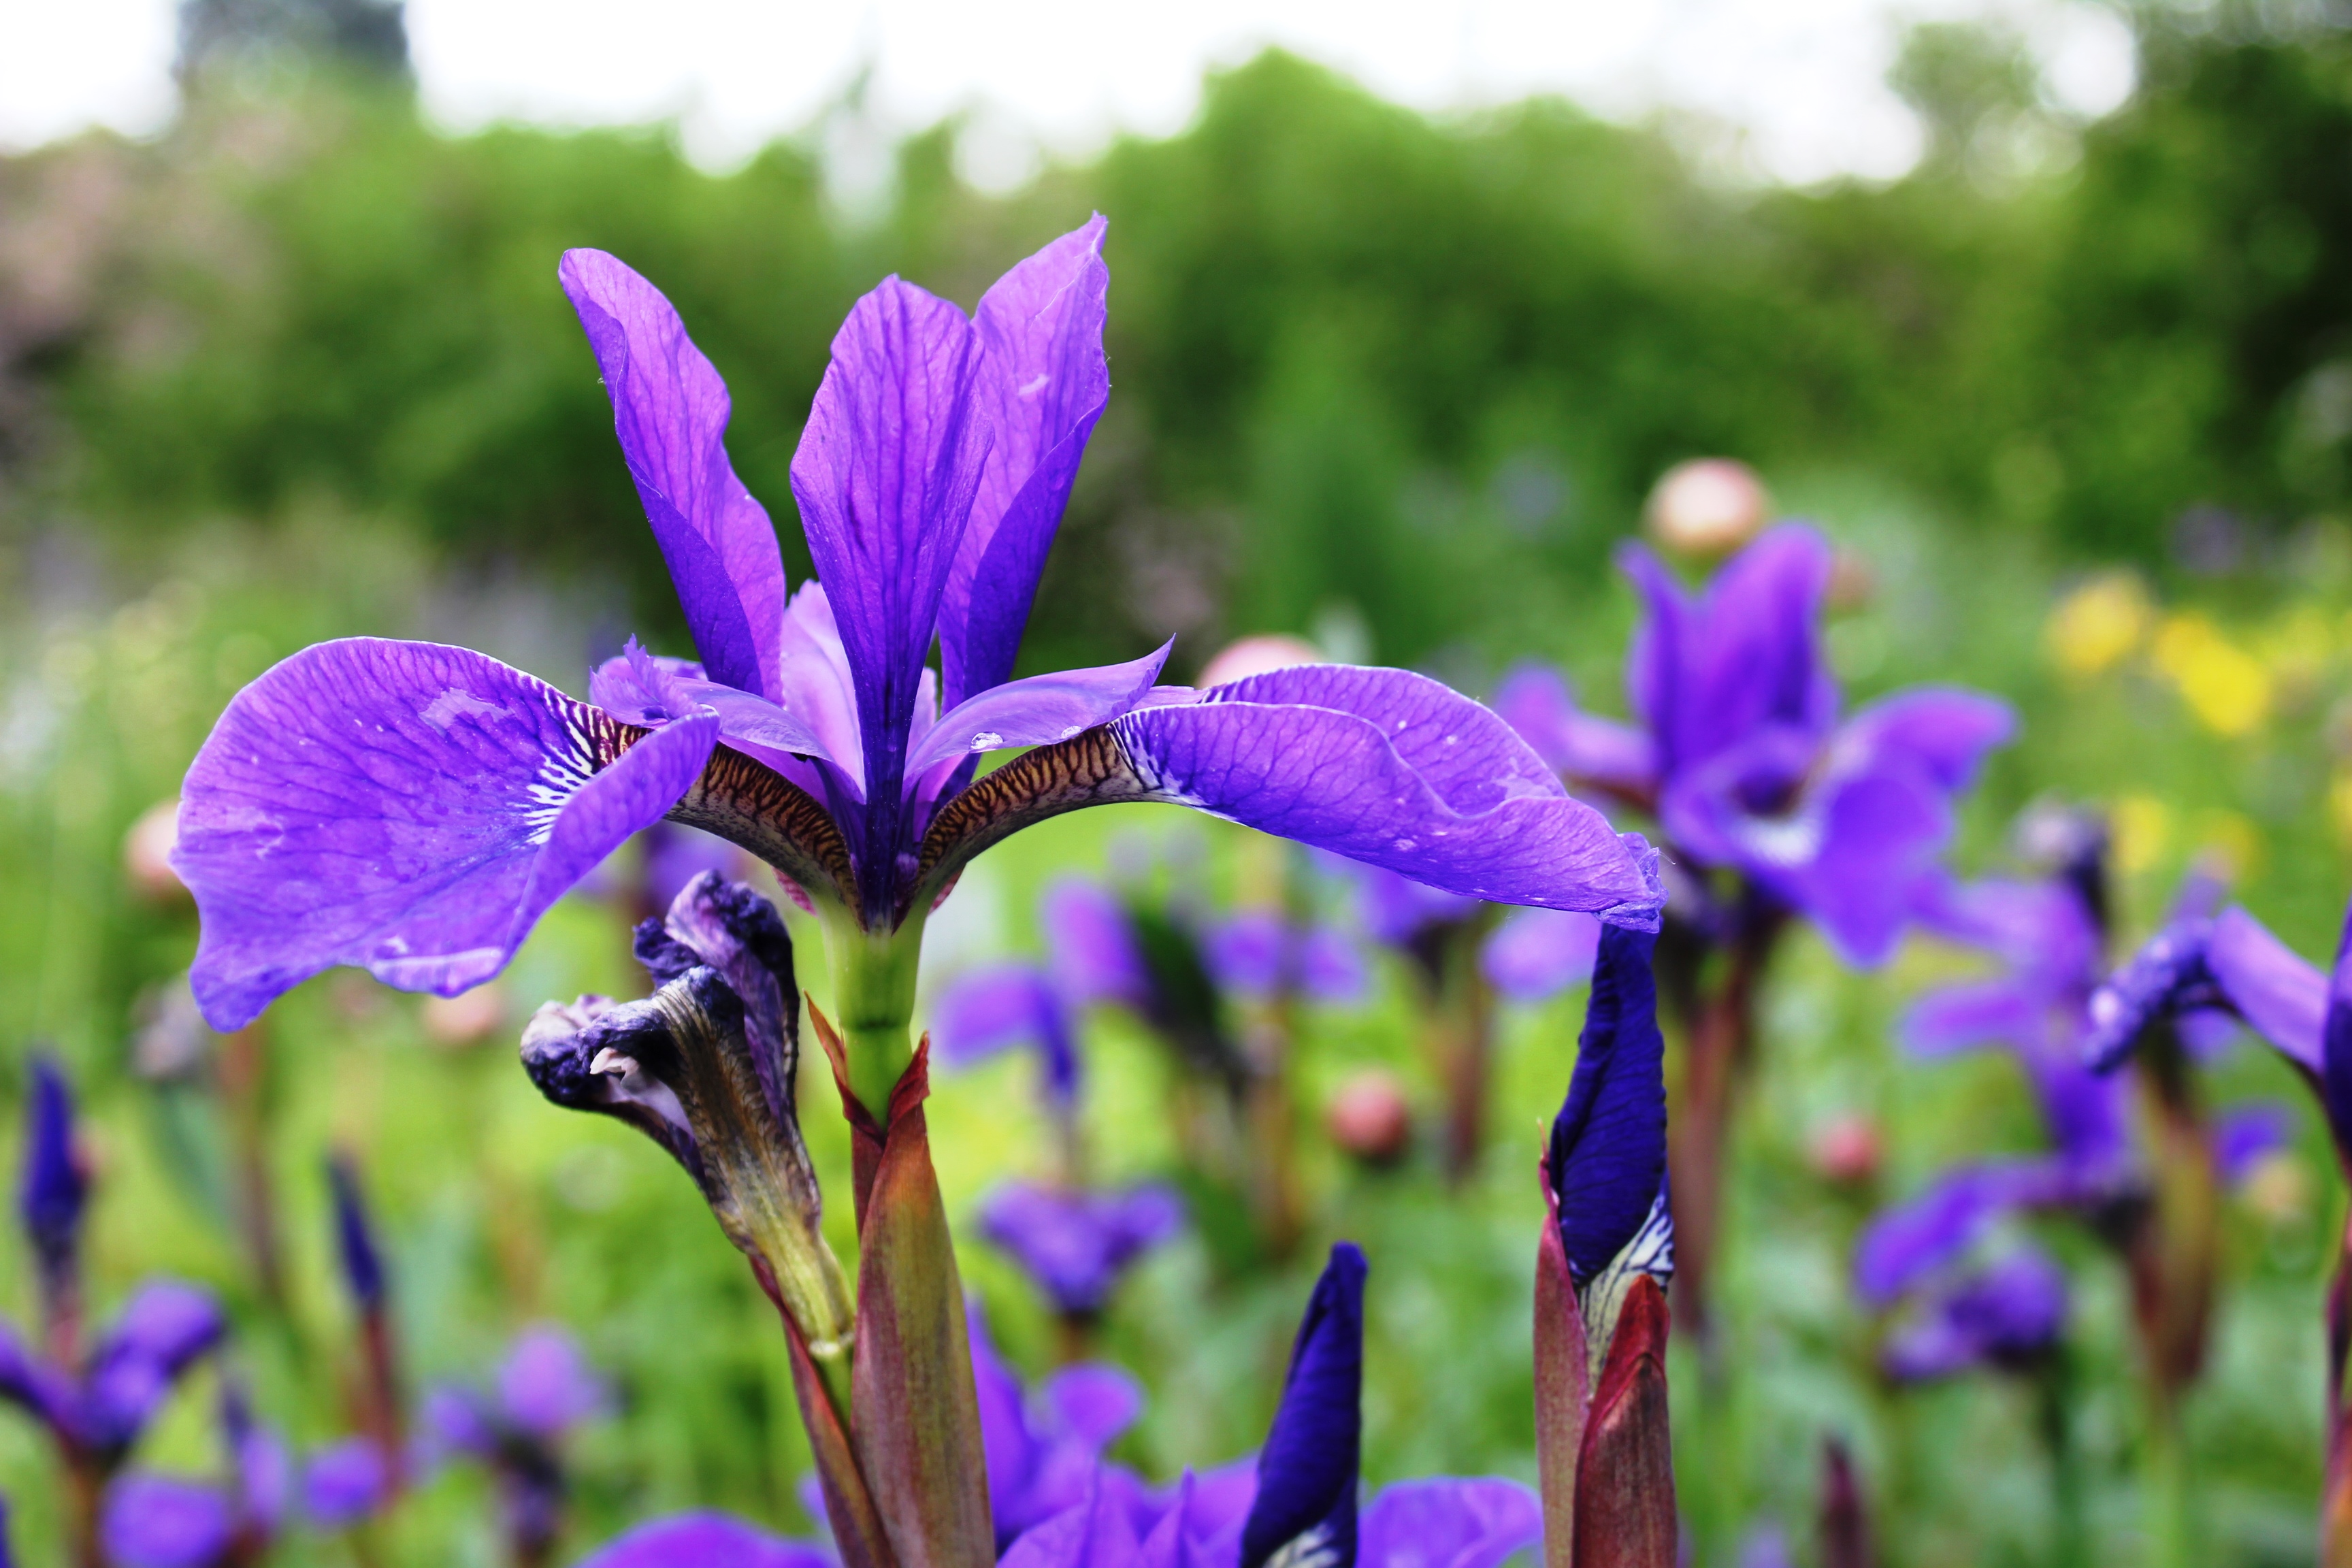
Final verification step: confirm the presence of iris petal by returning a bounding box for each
[174,638,716,1030]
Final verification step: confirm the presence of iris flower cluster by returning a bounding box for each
[1497,525,2012,1330]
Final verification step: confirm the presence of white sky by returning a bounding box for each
[0,0,2139,186]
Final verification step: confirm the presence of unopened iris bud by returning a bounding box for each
[1326,1070,1414,1168]
[520,873,854,1396]
[1643,458,1767,559]
[1534,925,1676,1568]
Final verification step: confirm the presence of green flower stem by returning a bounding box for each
[821,905,930,1121]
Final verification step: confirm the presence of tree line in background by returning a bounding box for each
[3,3,2351,679]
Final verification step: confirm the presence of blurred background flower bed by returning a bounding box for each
[8,1,2352,1563]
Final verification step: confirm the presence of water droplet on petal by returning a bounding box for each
[969,731,1004,751]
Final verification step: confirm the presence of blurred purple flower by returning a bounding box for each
[1497,525,2013,964]
[0,1279,225,1467]
[970,1309,1154,1549]
[300,1435,389,1529]
[425,1325,606,1561]
[932,965,1082,1111]
[102,1384,287,1568]
[578,1513,836,1568]
[1202,911,1367,1007]
[978,1182,1186,1318]
[1881,1247,2069,1382]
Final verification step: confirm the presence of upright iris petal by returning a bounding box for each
[1240,1243,1365,1568]
[941,214,1113,708]
[791,276,992,909]
[561,250,789,702]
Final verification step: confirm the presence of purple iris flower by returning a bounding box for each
[1,1062,228,1543]
[977,1183,1187,1320]
[1879,1245,2070,1382]
[1495,524,2012,965]
[424,1324,607,1561]
[169,216,1659,1035]
[576,1514,836,1568]
[301,1435,392,1528]
[101,1383,288,1568]
[934,962,1085,1113]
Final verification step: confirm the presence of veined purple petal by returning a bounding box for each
[979,1181,1186,1316]
[1836,688,2015,795]
[1240,1243,1364,1568]
[1358,1478,1541,1568]
[1547,926,1667,1284]
[302,1437,389,1528]
[908,641,1173,783]
[576,1514,835,1568]
[1491,664,1656,798]
[1480,907,1599,1004]
[497,1324,604,1440]
[19,1054,86,1285]
[561,250,788,701]
[790,276,991,911]
[1115,666,1661,924]
[943,216,1113,708]
[1622,523,1837,781]
[2208,905,2326,1075]
[1042,881,1152,1009]
[101,1477,233,1568]
[175,640,717,1030]
[931,965,1079,1106]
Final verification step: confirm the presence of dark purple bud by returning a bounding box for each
[1240,1243,1365,1568]
[1547,926,1669,1288]
[18,1054,87,1287]
[326,1154,385,1313]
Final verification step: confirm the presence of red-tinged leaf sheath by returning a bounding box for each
[1535,1178,1591,1568]
[767,1262,898,1568]
[2323,1216,2352,1568]
[1571,1274,1676,1568]
[811,1000,887,1226]
[1818,1435,1876,1568]
[838,1032,995,1568]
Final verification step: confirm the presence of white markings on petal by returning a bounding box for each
[1265,1524,1341,1568]
[520,714,602,847]
[1017,372,1051,397]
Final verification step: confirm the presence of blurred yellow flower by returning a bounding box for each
[2046,574,2151,676]
[2151,614,2272,736]
[2111,795,2173,875]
